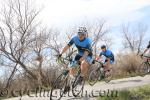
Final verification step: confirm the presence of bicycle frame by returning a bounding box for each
[59,57,84,97]
[94,60,104,71]
[141,55,150,65]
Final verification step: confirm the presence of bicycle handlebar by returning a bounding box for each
[56,54,104,66]
[93,60,103,65]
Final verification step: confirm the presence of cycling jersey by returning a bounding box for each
[99,49,114,61]
[68,36,92,56]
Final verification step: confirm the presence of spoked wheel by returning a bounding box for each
[72,75,85,97]
[138,63,149,77]
[104,68,112,83]
[88,68,100,86]
[50,73,68,100]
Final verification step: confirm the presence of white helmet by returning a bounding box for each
[78,27,88,35]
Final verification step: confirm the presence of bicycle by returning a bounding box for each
[138,55,150,76]
[88,60,112,86]
[50,56,85,99]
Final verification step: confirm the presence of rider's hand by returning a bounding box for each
[57,53,62,58]
[95,56,100,61]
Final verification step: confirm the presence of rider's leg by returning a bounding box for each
[103,60,113,71]
[69,68,76,77]
[80,56,93,77]
[80,60,89,77]
[103,61,110,71]
[69,54,81,78]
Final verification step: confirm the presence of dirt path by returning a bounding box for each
[5,75,150,100]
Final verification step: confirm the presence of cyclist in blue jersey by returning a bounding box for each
[59,27,93,80]
[96,45,114,71]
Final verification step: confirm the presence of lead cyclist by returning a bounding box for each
[58,27,93,83]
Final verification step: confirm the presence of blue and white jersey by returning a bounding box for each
[100,49,114,61]
[68,36,92,56]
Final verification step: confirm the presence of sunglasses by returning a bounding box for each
[78,32,85,36]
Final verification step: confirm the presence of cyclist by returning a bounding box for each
[96,45,114,71]
[141,41,150,58]
[59,27,93,82]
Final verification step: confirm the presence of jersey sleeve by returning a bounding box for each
[68,37,74,46]
[107,51,115,61]
[147,43,150,48]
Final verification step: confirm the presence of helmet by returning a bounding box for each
[78,27,88,35]
[101,45,106,49]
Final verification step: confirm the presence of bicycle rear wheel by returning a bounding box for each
[50,73,68,100]
[138,62,149,77]
[72,74,85,97]
[88,68,100,86]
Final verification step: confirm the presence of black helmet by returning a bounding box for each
[101,45,106,49]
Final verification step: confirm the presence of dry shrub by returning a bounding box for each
[3,67,60,97]
[113,52,142,77]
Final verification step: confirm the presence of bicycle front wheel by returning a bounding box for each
[50,73,68,100]
[88,68,100,86]
[72,75,85,97]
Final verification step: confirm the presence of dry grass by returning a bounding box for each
[112,53,142,78]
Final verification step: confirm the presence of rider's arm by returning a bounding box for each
[60,37,74,55]
[83,51,89,59]
[80,42,92,61]
[60,45,70,55]
[79,51,89,62]
[96,52,102,60]
[105,57,110,66]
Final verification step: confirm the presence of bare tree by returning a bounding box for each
[122,23,147,54]
[0,0,42,88]
[29,28,53,88]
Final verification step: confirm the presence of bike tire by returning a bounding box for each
[72,74,85,97]
[50,73,68,100]
[138,62,149,77]
[88,68,100,86]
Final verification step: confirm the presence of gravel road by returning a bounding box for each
[5,75,150,100]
